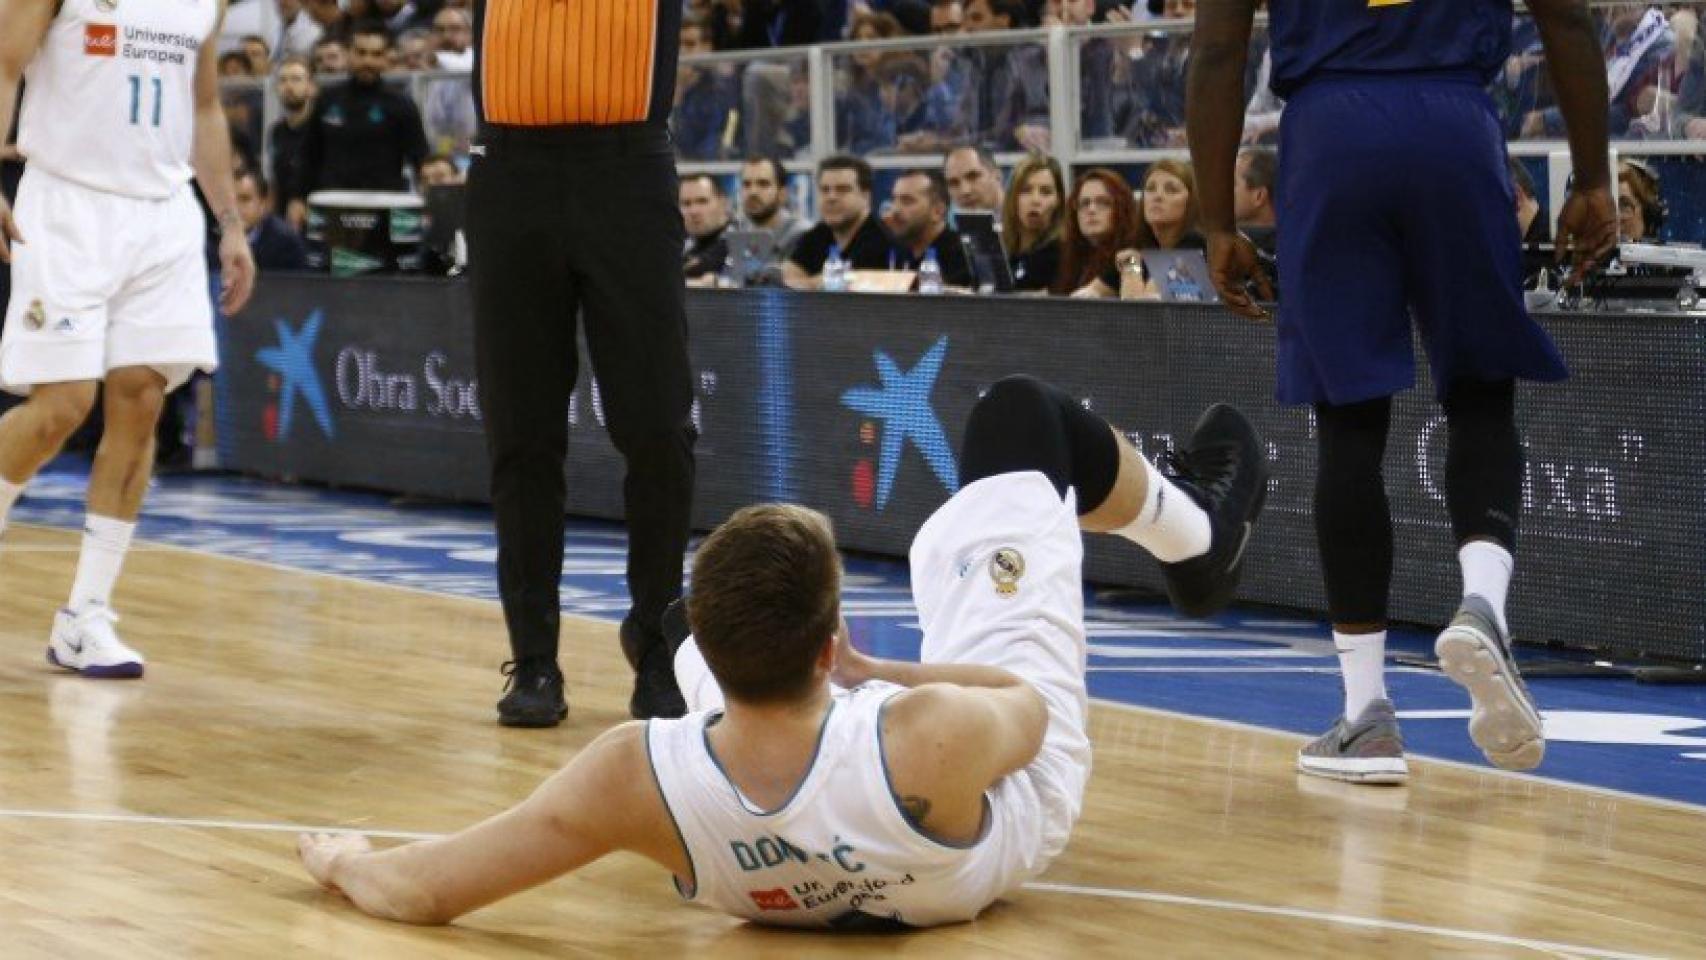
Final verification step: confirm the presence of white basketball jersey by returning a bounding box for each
[17,0,219,200]
[647,681,1051,929]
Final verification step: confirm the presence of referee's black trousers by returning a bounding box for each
[467,123,696,667]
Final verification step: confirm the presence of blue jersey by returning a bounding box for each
[1267,0,1514,98]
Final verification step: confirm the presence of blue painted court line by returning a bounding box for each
[11,467,1706,809]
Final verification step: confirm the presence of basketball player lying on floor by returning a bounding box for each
[299,375,1269,929]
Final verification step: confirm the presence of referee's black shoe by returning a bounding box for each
[1158,403,1270,618]
[497,658,569,728]
[623,615,687,719]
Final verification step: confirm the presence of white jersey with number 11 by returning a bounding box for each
[17,0,219,201]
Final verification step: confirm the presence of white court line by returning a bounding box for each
[13,521,1706,817]
[1096,698,1706,816]
[1022,881,1662,960]
[0,808,441,842]
[0,808,1661,959]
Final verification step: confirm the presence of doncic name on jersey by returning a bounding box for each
[84,23,201,64]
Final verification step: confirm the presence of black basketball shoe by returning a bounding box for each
[1158,403,1270,618]
[497,658,569,728]
[623,615,687,720]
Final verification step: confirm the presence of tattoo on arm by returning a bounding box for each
[217,208,242,234]
[899,795,931,826]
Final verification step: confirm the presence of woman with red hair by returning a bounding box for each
[1051,168,1141,296]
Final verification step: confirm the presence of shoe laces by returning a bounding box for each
[500,659,559,692]
[1159,443,1239,500]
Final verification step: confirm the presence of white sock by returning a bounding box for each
[1458,541,1513,635]
[1335,630,1388,721]
[68,515,136,612]
[0,476,22,538]
[1113,458,1213,563]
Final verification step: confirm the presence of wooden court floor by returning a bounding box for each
[1,522,1703,958]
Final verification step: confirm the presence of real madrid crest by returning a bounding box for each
[989,547,1025,598]
[24,299,46,332]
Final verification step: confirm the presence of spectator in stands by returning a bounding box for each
[943,144,1004,212]
[680,175,734,285]
[242,35,273,77]
[838,11,910,154]
[1523,3,1674,139]
[1233,147,1276,254]
[432,7,475,71]
[268,55,317,230]
[222,0,323,60]
[891,7,978,153]
[420,154,464,188]
[1001,152,1064,292]
[930,0,965,33]
[1052,167,1139,296]
[397,29,435,72]
[737,156,811,268]
[732,0,832,49]
[887,168,976,287]
[1510,157,1549,246]
[674,16,739,160]
[1508,157,1554,289]
[1117,2,1191,147]
[1135,158,1204,251]
[785,155,895,288]
[1618,159,1664,241]
[220,51,255,79]
[301,25,428,194]
[272,0,325,58]
[965,0,1029,32]
[313,38,349,77]
[237,171,310,272]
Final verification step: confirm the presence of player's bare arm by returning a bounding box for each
[1185,0,1271,320]
[0,0,57,262]
[834,624,1049,843]
[191,0,255,313]
[299,721,689,925]
[1529,0,1618,281]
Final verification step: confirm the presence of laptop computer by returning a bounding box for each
[1141,249,1221,304]
[723,229,780,286]
[952,211,1016,294]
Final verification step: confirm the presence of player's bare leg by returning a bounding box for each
[0,380,99,536]
[45,367,166,679]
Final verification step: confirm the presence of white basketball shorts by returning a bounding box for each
[1,166,217,395]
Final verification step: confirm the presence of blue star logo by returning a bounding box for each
[256,310,335,440]
[840,336,958,509]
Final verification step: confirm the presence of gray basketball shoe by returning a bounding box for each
[1297,698,1409,784]
[1434,594,1545,771]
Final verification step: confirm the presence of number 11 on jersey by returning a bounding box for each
[128,75,162,127]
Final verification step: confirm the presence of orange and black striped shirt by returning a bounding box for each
[474,0,680,127]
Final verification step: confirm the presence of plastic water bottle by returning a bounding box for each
[822,245,848,292]
[917,248,943,295]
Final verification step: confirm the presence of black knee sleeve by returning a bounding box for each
[1314,398,1394,626]
[960,375,1120,514]
[1442,378,1522,550]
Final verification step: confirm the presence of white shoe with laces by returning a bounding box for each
[47,605,145,679]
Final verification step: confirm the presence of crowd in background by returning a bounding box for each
[196,0,1700,281]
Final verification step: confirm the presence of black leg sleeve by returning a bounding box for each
[1314,397,1395,626]
[1442,378,1522,551]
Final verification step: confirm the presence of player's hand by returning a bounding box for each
[219,230,257,315]
[1554,184,1619,285]
[830,618,873,689]
[1204,229,1273,321]
[0,196,24,264]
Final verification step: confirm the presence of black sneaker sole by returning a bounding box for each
[1165,444,1270,618]
[498,704,569,728]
